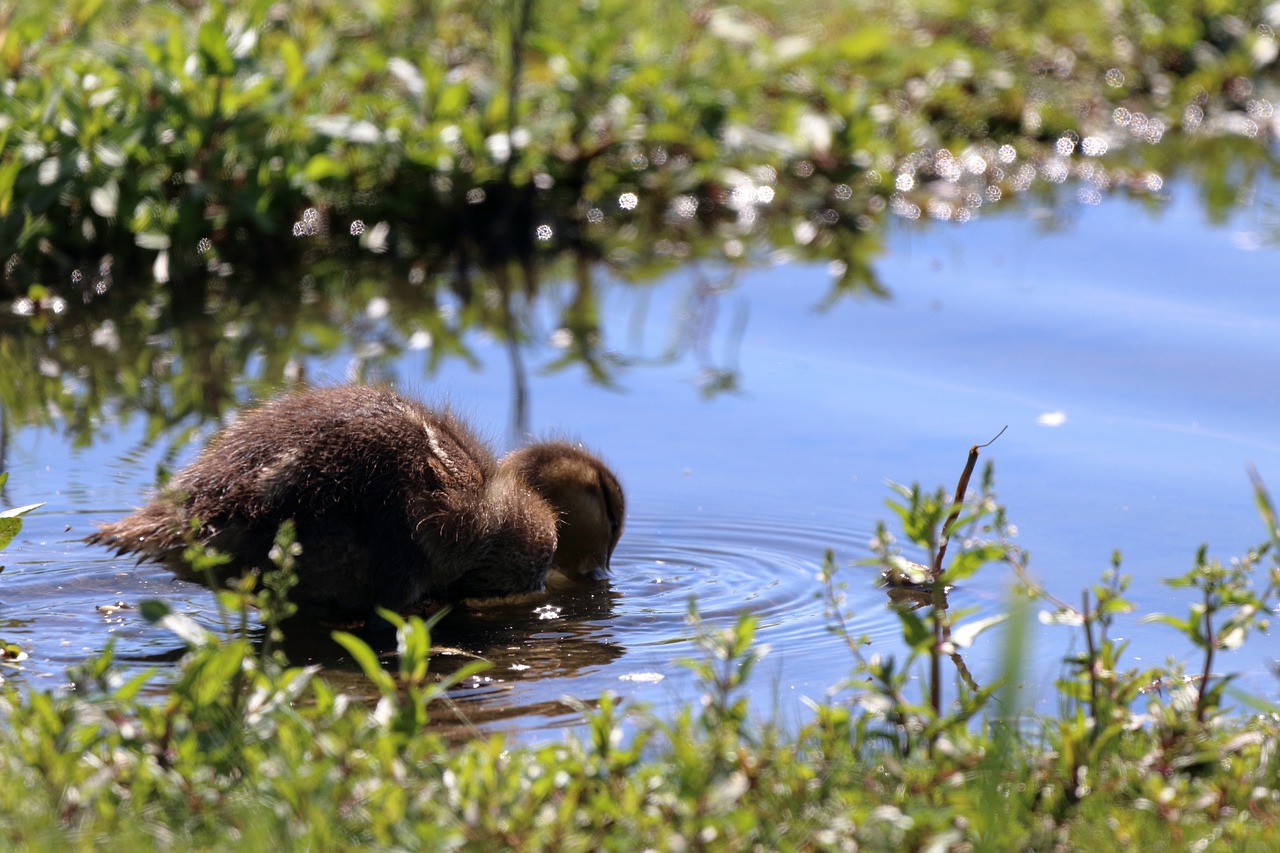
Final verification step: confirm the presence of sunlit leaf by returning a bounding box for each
[944,543,1007,582]
[0,519,19,551]
[436,82,470,118]
[896,608,931,651]
[1038,608,1083,626]
[837,27,891,62]
[279,37,305,90]
[0,502,44,519]
[140,599,213,647]
[301,153,348,182]
[112,667,156,702]
[950,613,1007,649]
[332,630,396,696]
[197,19,235,76]
[1141,612,1191,633]
[89,180,119,218]
[387,57,424,97]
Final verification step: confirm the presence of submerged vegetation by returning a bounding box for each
[3,0,1280,439]
[3,467,1280,848]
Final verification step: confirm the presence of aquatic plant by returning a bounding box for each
[0,464,1278,847]
[0,472,39,675]
[4,0,1280,446]
[0,471,43,552]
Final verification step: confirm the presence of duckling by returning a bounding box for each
[88,385,625,619]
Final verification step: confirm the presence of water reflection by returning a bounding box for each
[3,107,1275,453]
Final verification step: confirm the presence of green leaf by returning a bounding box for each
[944,543,1007,582]
[112,667,156,702]
[482,92,510,128]
[442,658,492,689]
[0,153,21,218]
[837,26,891,62]
[197,20,236,76]
[71,0,106,25]
[89,179,119,218]
[897,608,932,652]
[138,599,173,624]
[301,153,348,182]
[0,518,21,552]
[279,37,305,90]
[141,599,213,647]
[1097,598,1135,617]
[332,630,396,696]
[950,613,1007,649]
[0,502,44,518]
[1141,612,1191,633]
[436,82,470,118]
[176,640,251,705]
[0,639,26,663]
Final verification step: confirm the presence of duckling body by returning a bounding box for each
[89,385,624,619]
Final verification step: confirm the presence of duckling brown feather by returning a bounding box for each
[89,385,621,619]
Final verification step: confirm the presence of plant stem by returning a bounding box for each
[932,426,1006,580]
[1197,587,1215,724]
[930,582,946,740]
[1082,589,1099,730]
[504,0,535,187]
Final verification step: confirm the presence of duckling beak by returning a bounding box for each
[547,557,611,591]
[565,548,611,583]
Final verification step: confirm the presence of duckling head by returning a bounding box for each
[501,441,625,583]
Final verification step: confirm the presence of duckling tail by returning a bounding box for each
[86,500,188,563]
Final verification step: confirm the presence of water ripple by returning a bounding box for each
[610,512,901,646]
[1,506,918,735]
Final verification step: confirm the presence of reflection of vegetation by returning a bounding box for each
[2,0,1279,438]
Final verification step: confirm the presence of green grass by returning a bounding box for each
[3,466,1280,849]
[5,0,1275,283]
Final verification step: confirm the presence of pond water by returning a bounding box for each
[4,183,1279,737]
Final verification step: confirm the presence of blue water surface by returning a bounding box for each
[4,183,1278,734]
